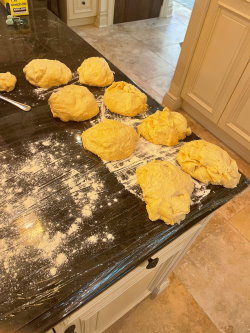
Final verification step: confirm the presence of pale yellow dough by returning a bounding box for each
[48,85,99,122]
[177,140,241,188]
[138,107,191,146]
[0,72,17,92]
[103,81,147,117]
[82,119,139,161]
[136,160,194,225]
[77,57,114,87]
[23,59,72,88]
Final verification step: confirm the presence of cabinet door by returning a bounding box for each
[218,61,250,153]
[181,0,250,123]
[68,0,97,20]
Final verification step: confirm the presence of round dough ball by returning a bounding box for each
[177,140,241,188]
[48,85,99,122]
[0,72,17,92]
[82,119,139,161]
[77,57,114,87]
[136,160,194,225]
[138,107,191,146]
[103,81,147,117]
[23,59,72,88]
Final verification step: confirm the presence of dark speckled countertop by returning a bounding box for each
[0,6,248,333]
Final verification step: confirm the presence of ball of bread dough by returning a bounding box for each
[0,72,17,92]
[103,81,147,117]
[82,119,139,161]
[177,140,241,188]
[23,59,72,88]
[77,57,114,87]
[48,85,99,122]
[136,160,194,225]
[138,107,191,146]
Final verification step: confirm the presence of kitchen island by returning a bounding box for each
[0,6,248,333]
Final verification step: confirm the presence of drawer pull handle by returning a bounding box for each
[82,1,86,4]
[146,257,159,269]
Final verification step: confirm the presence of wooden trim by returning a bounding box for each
[163,91,182,110]
[107,0,115,25]
[162,0,211,109]
[160,0,173,18]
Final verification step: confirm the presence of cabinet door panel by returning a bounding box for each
[182,0,250,123]
[68,0,97,19]
[218,61,250,152]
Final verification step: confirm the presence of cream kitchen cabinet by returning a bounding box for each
[48,215,212,333]
[59,0,98,26]
[164,0,250,162]
[218,61,250,153]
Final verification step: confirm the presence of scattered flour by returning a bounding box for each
[55,253,67,267]
[87,235,98,244]
[67,223,79,235]
[0,134,114,280]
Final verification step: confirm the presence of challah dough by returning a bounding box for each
[104,81,147,117]
[48,85,99,122]
[82,119,139,161]
[0,72,17,92]
[136,160,194,225]
[77,57,114,87]
[23,59,72,88]
[177,140,241,188]
[138,107,191,146]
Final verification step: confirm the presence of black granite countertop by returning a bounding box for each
[0,6,248,333]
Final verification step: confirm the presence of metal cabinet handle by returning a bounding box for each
[146,257,159,269]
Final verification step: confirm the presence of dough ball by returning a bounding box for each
[136,160,194,225]
[48,85,99,122]
[82,119,139,161]
[138,107,191,146]
[177,140,241,188]
[23,59,72,88]
[0,72,17,92]
[77,57,114,87]
[104,81,147,117]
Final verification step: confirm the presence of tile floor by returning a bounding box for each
[73,2,191,104]
[73,2,250,332]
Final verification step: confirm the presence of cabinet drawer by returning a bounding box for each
[68,0,97,20]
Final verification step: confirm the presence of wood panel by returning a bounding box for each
[218,61,250,153]
[181,0,250,123]
[114,0,163,24]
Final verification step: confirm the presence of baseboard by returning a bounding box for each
[182,101,250,163]
[162,92,182,110]
[67,16,95,27]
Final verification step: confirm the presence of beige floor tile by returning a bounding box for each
[149,43,181,68]
[229,204,250,242]
[175,213,250,333]
[148,72,175,100]
[105,273,219,333]
[218,188,250,221]
[117,17,178,32]
[172,1,192,25]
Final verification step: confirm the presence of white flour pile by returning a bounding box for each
[0,134,115,279]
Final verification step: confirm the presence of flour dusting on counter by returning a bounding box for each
[0,134,115,281]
